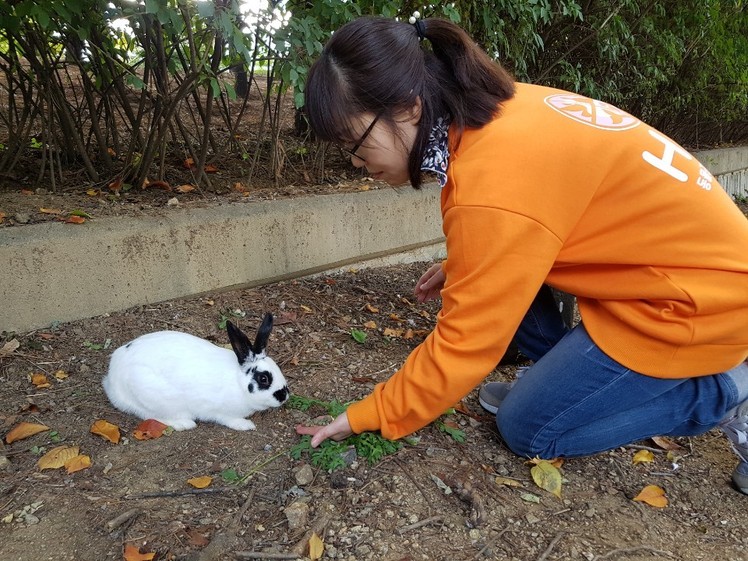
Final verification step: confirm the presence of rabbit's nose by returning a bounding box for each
[274,386,289,404]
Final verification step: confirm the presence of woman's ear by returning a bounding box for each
[406,96,422,125]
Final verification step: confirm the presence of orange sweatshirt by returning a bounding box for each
[347,83,748,440]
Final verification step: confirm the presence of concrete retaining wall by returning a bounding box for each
[695,146,748,199]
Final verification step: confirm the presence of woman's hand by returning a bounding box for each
[414,263,445,302]
[295,412,353,447]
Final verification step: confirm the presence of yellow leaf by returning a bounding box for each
[39,207,62,214]
[91,419,121,444]
[86,189,99,196]
[5,422,50,444]
[53,370,68,380]
[308,532,324,560]
[365,303,379,313]
[300,305,313,314]
[30,373,51,389]
[175,184,196,193]
[187,476,213,489]
[530,460,563,498]
[632,450,655,465]
[123,544,156,561]
[633,484,668,508]
[65,454,91,474]
[37,445,80,470]
[363,321,377,329]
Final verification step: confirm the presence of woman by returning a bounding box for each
[296,15,748,493]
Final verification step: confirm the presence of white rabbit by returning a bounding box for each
[103,313,289,431]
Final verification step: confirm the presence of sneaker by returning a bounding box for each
[478,366,529,414]
[719,400,748,494]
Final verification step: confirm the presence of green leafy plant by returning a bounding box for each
[220,467,242,484]
[218,308,246,329]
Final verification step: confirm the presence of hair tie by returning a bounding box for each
[409,11,426,41]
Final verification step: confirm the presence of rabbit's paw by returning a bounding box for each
[222,418,256,431]
[163,419,197,431]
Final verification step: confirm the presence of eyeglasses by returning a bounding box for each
[339,110,383,163]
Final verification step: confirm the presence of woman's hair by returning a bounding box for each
[305,16,516,188]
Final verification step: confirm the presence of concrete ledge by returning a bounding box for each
[0,185,445,333]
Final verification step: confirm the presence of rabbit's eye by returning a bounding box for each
[254,371,272,389]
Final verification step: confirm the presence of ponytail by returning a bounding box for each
[305,17,516,188]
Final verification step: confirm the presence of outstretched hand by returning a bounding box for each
[295,412,353,447]
[414,263,445,303]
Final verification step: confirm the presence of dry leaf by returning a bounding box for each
[91,419,121,444]
[86,189,99,196]
[233,181,248,193]
[383,327,403,338]
[145,180,171,191]
[300,305,313,314]
[403,328,414,339]
[0,338,20,358]
[37,445,80,470]
[175,184,196,193]
[21,189,34,195]
[65,215,86,224]
[65,454,92,474]
[651,436,686,451]
[530,460,563,498]
[108,179,123,192]
[187,476,213,489]
[527,456,564,469]
[365,303,379,313]
[53,370,68,380]
[31,373,51,389]
[133,419,169,440]
[39,207,62,215]
[633,484,668,508]
[495,476,523,488]
[389,313,403,322]
[5,422,50,444]
[0,211,5,223]
[363,321,377,329]
[308,532,324,560]
[632,450,655,465]
[123,544,156,561]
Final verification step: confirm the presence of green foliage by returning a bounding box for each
[350,328,367,344]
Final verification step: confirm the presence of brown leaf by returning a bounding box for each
[363,320,377,329]
[65,215,86,224]
[175,184,196,193]
[65,454,91,474]
[0,338,20,358]
[108,179,123,192]
[145,180,171,191]
[53,370,68,380]
[351,376,376,384]
[0,211,6,223]
[494,476,524,488]
[233,181,248,193]
[185,528,210,547]
[651,436,686,451]
[30,373,51,389]
[5,422,50,444]
[20,189,34,195]
[133,419,168,440]
[633,484,668,508]
[91,419,121,444]
[187,476,212,489]
[39,207,62,215]
[204,164,219,173]
[123,544,156,561]
[383,327,403,338]
[37,445,80,470]
[403,328,414,339]
[365,303,379,313]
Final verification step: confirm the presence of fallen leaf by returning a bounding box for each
[308,532,324,560]
[300,305,313,314]
[520,492,541,503]
[86,189,99,196]
[21,189,33,195]
[107,147,116,156]
[0,211,5,223]
[145,180,171,191]
[233,181,248,193]
[133,419,169,440]
[365,303,379,313]
[5,422,50,444]
[0,338,20,358]
[633,484,668,508]
[632,450,655,465]
[363,321,377,329]
[204,164,219,173]
[527,456,564,469]
[403,328,414,339]
[65,215,86,224]
[123,544,156,561]
[175,184,196,193]
[108,178,123,192]
[494,476,523,488]
[37,445,80,470]
[185,528,210,547]
[53,370,68,380]
[389,313,404,322]
[30,373,51,389]
[530,460,563,498]
[39,207,62,215]
[91,419,121,444]
[351,376,376,384]
[651,436,686,451]
[65,454,91,474]
[187,476,213,489]
[383,327,403,338]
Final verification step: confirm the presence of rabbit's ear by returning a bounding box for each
[226,320,254,363]
[252,313,274,355]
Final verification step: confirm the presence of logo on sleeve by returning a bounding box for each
[544,94,640,131]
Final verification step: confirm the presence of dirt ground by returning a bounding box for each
[1,255,748,561]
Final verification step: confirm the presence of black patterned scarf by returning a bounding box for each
[420,116,451,187]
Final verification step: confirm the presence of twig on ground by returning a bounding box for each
[235,554,298,560]
[105,508,141,532]
[474,525,511,560]
[394,457,434,516]
[124,487,234,499]
[289,512,332,557]
[592,545,673,560]
[185,487,256,561]
[537,531,565,561]
[397,515,443,534]
[443,475,487,528]
[624,444,665,454]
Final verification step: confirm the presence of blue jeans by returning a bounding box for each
[496,285,744,458]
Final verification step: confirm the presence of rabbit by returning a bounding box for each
[102,313,289,431]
